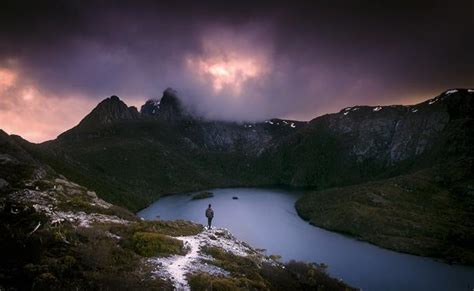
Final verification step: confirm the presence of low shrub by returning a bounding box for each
[130,232,184,257]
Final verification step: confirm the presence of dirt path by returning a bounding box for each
[149,228,261,290]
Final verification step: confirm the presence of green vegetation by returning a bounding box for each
[192,191,214,200]
[130,232,184,257]
[55,188,137,221]
[0,173,202,291]
[0,203,173,290]
[296,160,474,265]
[20,121,272,212]
[189,246,354,290]
[117,219,204,237]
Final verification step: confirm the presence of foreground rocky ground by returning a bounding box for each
[0,174,354,290]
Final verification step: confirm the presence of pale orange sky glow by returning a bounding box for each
[0,65,147,143]
[0,92,96,143]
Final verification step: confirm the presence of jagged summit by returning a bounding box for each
[141,88,190,121]
[140,99,161,116]
[71,95,140,131]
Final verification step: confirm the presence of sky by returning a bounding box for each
[0,0,473,142]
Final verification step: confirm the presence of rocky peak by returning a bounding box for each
[140,99,161,116]
[77,95,140,127]
[141,88,191,121]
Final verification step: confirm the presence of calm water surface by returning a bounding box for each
[138,188,474,291]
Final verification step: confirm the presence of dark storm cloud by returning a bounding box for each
[0,0,473,140]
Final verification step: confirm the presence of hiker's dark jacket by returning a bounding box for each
[206,208,214,218]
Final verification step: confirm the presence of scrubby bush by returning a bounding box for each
[188,273,250,290]
[113,220,203,238]
[130,232,184,257]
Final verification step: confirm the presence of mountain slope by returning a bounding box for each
[0,130,353,290]
[296,159,474,264]
[262,89,474,188]
[7,88,474,265]
[26,90,304,211]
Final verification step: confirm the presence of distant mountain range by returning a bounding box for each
[1,88,473,264]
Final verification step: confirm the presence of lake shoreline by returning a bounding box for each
[296,206,472,267]
[138,187,474,291]
[140,185,472,267]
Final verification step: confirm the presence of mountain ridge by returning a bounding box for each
[2,88,474,265]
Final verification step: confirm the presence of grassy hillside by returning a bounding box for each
[19,120,273,211]
[296,159,474,264]
[1,131,354,290]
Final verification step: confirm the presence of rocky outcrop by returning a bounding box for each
[141,88,192,122]
[72,95,140,127]
[267,89,474,188]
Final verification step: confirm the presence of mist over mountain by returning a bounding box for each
[1,0,473,142]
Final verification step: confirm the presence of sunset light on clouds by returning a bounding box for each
[185,29,270,96]
[187,56,262,95]
[0,1,472,142]
[0,65,95,142]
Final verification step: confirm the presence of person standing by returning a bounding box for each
[205,204,214,230]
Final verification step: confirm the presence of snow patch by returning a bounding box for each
[149,228,270,290]
[265,120,274,125]
[106,232,121,240]
[33,205,128,228]
[373,106,382,112]
[343,112,349,116]
[290,123,296,128]
[468,89,474,93]
[412,109,418,113]
[428,99,438,105]
[445,89,458,95]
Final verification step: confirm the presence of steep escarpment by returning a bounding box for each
[263,89,474,189]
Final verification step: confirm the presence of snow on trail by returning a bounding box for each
[157,237,201,290]
[149,228,268,290]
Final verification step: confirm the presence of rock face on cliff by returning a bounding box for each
[264,89,474,188]
[141,88,190,122]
